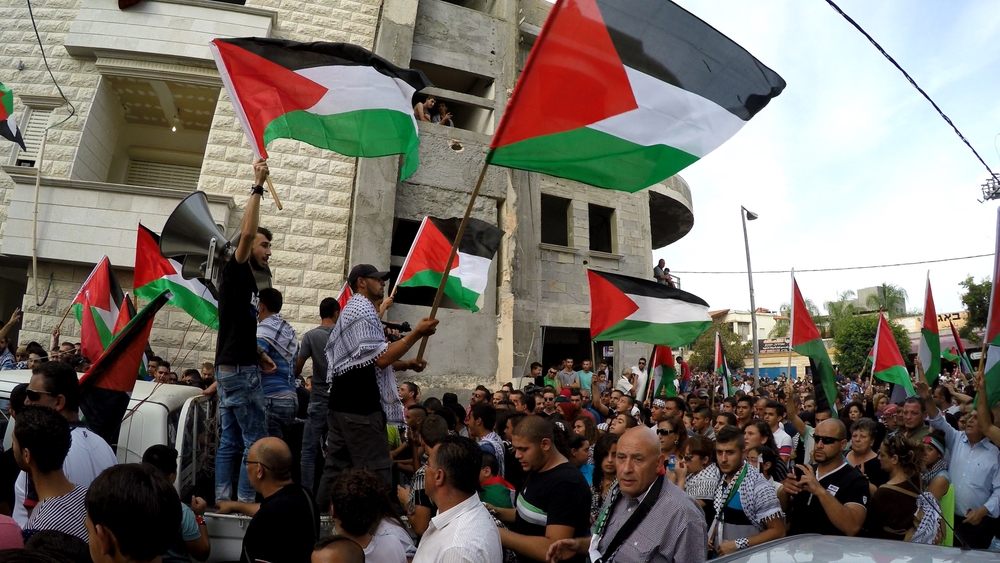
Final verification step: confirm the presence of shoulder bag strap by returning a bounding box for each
[882,484,919,498]
[598,475,665,563]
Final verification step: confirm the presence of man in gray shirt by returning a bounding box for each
[294,297,340,495]
[557,357,580,389]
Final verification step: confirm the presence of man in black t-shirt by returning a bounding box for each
[489,415,590,563]
[315,263,439,507]
[782,419,869,536]
[214,158,278,504]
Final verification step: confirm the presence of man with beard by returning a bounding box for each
[709,426,784,555]
[213,158,278,505]
[781,419,868,536]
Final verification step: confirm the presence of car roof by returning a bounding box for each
[0,369,200,412]
[715,535,996,563]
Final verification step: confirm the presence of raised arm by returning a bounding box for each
[784,380,806,436]
[974,371,1000,448]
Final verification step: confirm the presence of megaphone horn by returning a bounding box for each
[160,191,232,282]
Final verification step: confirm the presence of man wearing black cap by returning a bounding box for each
[316,264,439,506]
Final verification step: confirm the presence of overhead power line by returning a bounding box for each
[672,253,992,275]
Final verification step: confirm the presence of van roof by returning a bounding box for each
[0,369,201,412]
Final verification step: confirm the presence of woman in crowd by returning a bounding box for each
[656,417,684,460]
[861,433,924,541]
[843,401,864,424]
[567,433,593,484]
[590,433,620,524]
[846,418,889,493]
[573,416,599,465]
[743,420,786,481]
[331,469,407,563]
[872,393,889,417]
[674,434,719,523]
[608,412,637,436]
[746,445,782,493]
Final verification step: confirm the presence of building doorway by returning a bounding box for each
[541,327,610,374]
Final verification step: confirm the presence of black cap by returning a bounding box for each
[348,264,391,287]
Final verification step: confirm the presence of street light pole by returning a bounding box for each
[741,206,760,390]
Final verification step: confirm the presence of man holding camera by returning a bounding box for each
[316,264,439,506]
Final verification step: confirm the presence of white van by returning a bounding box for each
[0,370,252,562]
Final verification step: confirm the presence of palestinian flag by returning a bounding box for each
[918,274,940,385]
[72,257,125,359]
[649,346,676,399]
[486,0,785,192]
[80,290,171,448]
[790,275,837,415]
[112,294,154,381]
[949,320,974,375]
[983,208,1000,406]
[336,282,353,312]
[210,38,432,180]
[587,270,710,346]
[714,333,735,398]
[941,347,959,362]
[873,312,916,397]
[0,82,25,151]
[396,217,504,312]
[135,224,219,329]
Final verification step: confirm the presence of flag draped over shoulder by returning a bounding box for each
[873,312,916,398]
[72,257,125,359]
[486,0,785,192]
[714,333,734,398]
[983,208,1000,406]
[918,274,940,385]
[79,290,171,447]
[790,275,837,416]
[0,82,25,151]
[587,270,710,347]
[396,217,504,312]
[135,224,219,329]
[210,38,432,180]
[649,346,676,399]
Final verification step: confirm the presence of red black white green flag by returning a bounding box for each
[396,217,504,312]
[0,82,25,151]
[648,346,676,399]
[79,290,171,447]
[487,0,785,192]
[873,311,916,397]
[790,274,837,415]
[917,273,940,384]
[984,208,1000,406]
[210,38,432,179]
[714,333,735,398]
[587,270,710,346]
[948,320,974,375]
[135,224,219,329]
[336,282,353,312]
[72,257,125,360]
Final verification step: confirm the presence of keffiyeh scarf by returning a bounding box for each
[378,365,404,424]
[326,295,388,382]
[921,457,948,487]
[257,313,298,365]
[712,463,783,532]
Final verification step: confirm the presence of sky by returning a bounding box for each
[649,0,1000,316]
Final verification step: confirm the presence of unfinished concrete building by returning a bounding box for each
[0,0,694,388]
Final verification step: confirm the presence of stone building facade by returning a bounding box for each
[0,0,694,389]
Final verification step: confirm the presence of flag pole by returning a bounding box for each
[787,269,795,383]
[264,176,283,211]
[414,162,490,362]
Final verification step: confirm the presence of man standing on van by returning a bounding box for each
[214,158,277,504]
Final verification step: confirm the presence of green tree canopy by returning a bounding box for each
[959,275,990,344]
[770,298,820,338]
[689,320,752,372]
[825,290,857,338]
[866,283,908,318]
[833,313,911,378]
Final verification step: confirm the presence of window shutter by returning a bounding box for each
[125,160,201,191]
[14,109,52,167]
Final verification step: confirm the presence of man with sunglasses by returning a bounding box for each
[781,419,869,536]
[13,362,117,527]
[218,437,319,563]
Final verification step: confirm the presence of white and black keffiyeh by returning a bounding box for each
[257,313,298,365]
[910,492,944,544]
[684,464,721,500]
[712,464,783,531]
[326,294,387,381]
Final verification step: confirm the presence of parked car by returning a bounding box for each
[714,534,997,563]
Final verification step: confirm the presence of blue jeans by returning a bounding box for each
[215,364,267,503]
[265,396,298,440]
[300,395,328,494]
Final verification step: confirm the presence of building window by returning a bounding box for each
[588,204,615,253]
[10,108,52,168]
[540,194,571,247]
[125,160,201,191]
[737,322,751,340]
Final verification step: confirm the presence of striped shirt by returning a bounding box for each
[23,485,89,542]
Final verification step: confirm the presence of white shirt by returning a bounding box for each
[374,518,416,560]
[14,425,117,526]
[631,367,649,402]
[413,494,503,563]
[772,426,794,460]
[363,532,407,563]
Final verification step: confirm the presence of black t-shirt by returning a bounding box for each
[327,362,381,415]
[789,463,870,536]
[512,462,590,563]
[216,259,260,366]
[242,484,319,563]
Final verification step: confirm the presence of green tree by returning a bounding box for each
[825,290,858,338]
[769,298,820,338]
[959,275,990,344]
[865,283,908,318]
[688,320,752,372]
[833,313,911,377]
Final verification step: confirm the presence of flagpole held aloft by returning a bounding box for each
[264,175,283,210]
[414,161,490,362]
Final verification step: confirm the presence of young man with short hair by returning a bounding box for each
[764,401,793,462]
[294,296,339,494]
[257,287,299,441]
[468,403,505,478]
[692,407,715,440]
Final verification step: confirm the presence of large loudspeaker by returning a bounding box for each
[160,191,233,288]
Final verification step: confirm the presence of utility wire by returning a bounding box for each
[25,0,75,128]
[823,0,1000,192]
[673,253,991,275]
